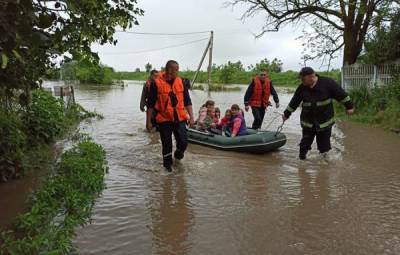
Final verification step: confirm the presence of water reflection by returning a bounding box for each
[147,174,194,255]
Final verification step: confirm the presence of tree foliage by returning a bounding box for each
[0,0,143,108]
[145,62,152,73]
[217,61,245,84]
[362,9,400,64]
[64,59,114,84]
[253,58,283,73]
[228,0,397,66]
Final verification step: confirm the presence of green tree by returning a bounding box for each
[228,0,397,65]
[253,58,283,73]
[0,0,143,109]
[72,59,114,84]
[218,61,245,84]
[362,10,400,64]
[145,62,152,73]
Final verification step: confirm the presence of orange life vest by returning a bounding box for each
[154,72,187,123]
[249,76,271,107]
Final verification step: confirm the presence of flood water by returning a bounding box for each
[3,80,400,254]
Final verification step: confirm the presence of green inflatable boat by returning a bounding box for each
[187,128,286,153]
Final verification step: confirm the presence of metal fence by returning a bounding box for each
[341,64,400,90]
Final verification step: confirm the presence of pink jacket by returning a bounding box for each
[196,106,208,129]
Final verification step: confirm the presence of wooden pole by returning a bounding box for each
[207,31,213,89]
[70,86,75,104]
[191,35,211,88]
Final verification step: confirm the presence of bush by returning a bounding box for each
[0,139,107,254]
[0,110,26,181]
[337,79,400,131]
[23,90,65,144]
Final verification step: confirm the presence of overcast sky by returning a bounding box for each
[92,0,342,72]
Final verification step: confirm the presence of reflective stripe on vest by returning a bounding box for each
[301,121,313,128]
[302,98,333,107]
[341,96,351,103]
[154,73,187,123]
[249,76,271,107]
[319,117,335,128]
[286,106,295,112]
[301,117,335,129]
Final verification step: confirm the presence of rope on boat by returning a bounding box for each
[263,110,283,130]
[262,110,285,137]
[274,122,285,137]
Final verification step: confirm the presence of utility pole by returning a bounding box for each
[191,31,213,90]
[207,31,213,90]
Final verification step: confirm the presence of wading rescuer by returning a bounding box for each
[147,60,194,172]
[282,67,354,160]
[140,69,159,131]
[244,68,280,129]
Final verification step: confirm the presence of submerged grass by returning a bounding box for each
[192,83,242,91]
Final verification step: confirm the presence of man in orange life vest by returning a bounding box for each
[244,68,280,129]
[140,70,159,131]
[147,60,194,172]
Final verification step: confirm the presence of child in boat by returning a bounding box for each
[218,109,231,128]
[196,100,215,130]
[215,107,221,121]
[203,107,218,130]
[230,104,248,137]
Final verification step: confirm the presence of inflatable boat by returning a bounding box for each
[187,128,286,153]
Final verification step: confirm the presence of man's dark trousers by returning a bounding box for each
[299,126,332,155]
[158,121,188,168]
[251,107,266,129]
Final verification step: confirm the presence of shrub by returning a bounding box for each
[23,90,65,144]
[0,139,107,254]
[338,79,400,131]
[0,110,26,181]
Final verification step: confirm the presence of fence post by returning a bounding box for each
[341,66,345,90]
[373,65,377,88]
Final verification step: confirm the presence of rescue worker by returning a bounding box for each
[140,70,158,131]
[282,67,354,160]
[146,60,194,172]
[244,68,280,129]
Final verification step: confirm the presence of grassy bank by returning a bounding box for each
[111,70,341,88]
[335,80,400,132]
[0,138,107,254]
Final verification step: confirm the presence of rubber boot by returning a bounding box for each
[174,150,184,160]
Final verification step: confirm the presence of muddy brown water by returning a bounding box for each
[2,81,400,254]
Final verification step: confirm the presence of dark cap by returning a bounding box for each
[299,67,315,77]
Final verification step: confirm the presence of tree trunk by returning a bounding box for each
[343,27,363,65]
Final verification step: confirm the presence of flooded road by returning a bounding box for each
[67,81,400,254]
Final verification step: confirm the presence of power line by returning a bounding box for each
[116,30,211,36]
[99,37,210,55]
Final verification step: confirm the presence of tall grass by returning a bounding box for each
[336,79,400,131]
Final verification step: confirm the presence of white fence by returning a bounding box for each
[341,64,400,90]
